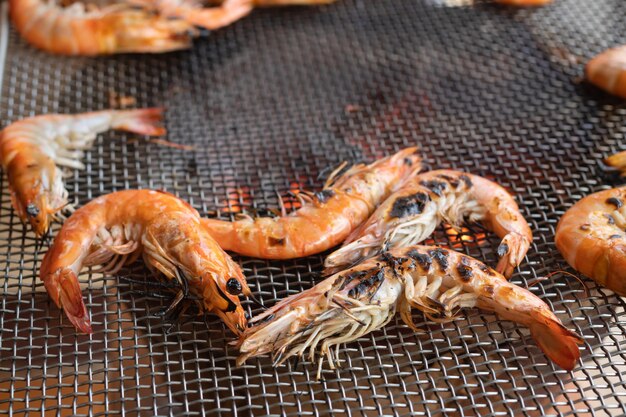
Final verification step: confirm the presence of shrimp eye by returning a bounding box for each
[226,278,242,295]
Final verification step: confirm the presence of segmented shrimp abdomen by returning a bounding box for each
[586,46,626,99]
[556,188,626,295]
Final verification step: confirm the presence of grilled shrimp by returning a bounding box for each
[130,0,254,30]
[10,0,196,55]
[40,189,251,334]
[0,108,166,237]
[586,46,626,99]
[131,0,335,32]
[605,151,626,177]
[202,148,421,259]
[238,245,583,377]
[555,187,626,296]
[325,170,532,278]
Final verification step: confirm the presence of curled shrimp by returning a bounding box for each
[10,0,196,55]
[605,151,626,177]
[202,148,421,259]
[586,46,626,99]
[238,245,583,377]
[325,170,532,278]
[40,189,251,334]
[555,187,626,296]
[0,108,166,237]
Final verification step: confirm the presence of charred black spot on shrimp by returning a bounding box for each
[419,180,447,197]
[407,249,432,270]
[580,224,591,231]
[428,248,449,271]
[456,257,473,282]
[606,197,623,209]
[26,204,40,218]
[389,192,430,218]
[609,234,622,239]
[459,175,472,188]
[268,236,285,246]
[497,242,509,258]
[478,263,496,276]
[348,268,385,299]
[337,270,368,291]
[606,214,616,225]
[315,189,335,204]
[404,157,413,166]
[437,174,460,188]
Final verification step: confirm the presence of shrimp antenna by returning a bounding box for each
[247,292,266,310]
[531,270,590,297]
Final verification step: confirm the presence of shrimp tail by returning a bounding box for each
[110,108,167,136]
[496,232,531,277]
[45,268,92,334]
[529,309,582,370]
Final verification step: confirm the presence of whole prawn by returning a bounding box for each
[555,187,626,296]
[202,148,421,259]
[10,0,196,55]
[40,189,251,334]
[605,151,626,178]
[0,108,166,236]
[238,245,583,378]
[130,0,335,32]
[586,45,626,99]
[325,170,532,277]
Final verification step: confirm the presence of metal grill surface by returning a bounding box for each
[0,0,625,415]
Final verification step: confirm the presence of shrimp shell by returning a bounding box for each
[202,147,421,259]
[40,189,250,334]
[555,187,626,296]
[238,245,582,377]
[0,108,166,236]
[586,46,626,99]
[10,0,196,55]
[324,170,532,277]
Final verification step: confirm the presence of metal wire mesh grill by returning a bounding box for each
[0,0,625,415]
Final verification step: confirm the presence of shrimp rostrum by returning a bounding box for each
[325,170,532,277]
[10,0,197,55]
[40,190,251,335]
[202,148,421,259]
[238,245,582,378]
[0,108,165,237]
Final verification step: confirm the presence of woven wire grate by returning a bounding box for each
[0,0,625,415]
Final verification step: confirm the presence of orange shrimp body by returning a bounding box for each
[238,245,582,376]
[494,0,552,6]
[0,108,166,236]
[555,187,626,296]
[586,46,626,99]
[10,0,196,55]
[131,0,335,32]
[202,148,421,259]
[605,150,626,177]
[130,0,254,31]
[40,189,251,335]
[325,170,532,277]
